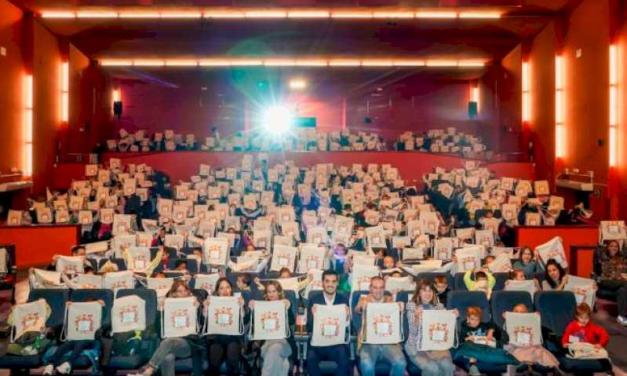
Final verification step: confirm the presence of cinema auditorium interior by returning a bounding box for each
[1,0,627,375]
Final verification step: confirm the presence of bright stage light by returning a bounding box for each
[262,105,293,135]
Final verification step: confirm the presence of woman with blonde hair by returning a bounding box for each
[249,280,295,376]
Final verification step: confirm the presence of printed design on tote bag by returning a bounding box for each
[214,307,234,327]
[120,305,139,324]
[261,311,280,332]
[320,317,340,337]
[21,312,41,330]
[75,313,95,333]
[172,309,191,329]
[513,326,533,346]
[428,322,449,343]
[372,314,393,337]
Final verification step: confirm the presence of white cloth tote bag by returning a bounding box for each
[251,300,289,341]
[311,304,350,347]
[419,309,457,351]
[10,299,48,342]
[504,312,543,347]
[362,302,403,345]
[205,296,244,336]
[62,301,102,341]
[111,295,146,334]
[161,296,198,338]
[565,275,596,307]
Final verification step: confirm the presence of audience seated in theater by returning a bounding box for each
[593,239,627,325]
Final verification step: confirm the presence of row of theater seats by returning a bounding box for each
[0,285,590,375]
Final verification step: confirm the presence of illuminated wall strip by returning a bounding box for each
[112,88,121,115]
[23,75,33,177]
[555,55,566,159]
[470,85,480,113]
[609,44,619,167]
[522,61,531,123]
[60,62,69,123]
[100,57,487,68]
[40,7,503,20]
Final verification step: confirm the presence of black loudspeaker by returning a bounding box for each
[468,101,478,118]
[113,101,123,118]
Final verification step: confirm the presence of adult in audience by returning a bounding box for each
[542,259,568,291]
[511,247,544,279]
[306,270,351,376]
[249,280,294,376]
[404,279,456,376]
[206,277,247,375]
[355,276,406,376]
[593,239,627,325]
[136,281,203,376]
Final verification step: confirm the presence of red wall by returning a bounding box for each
[0,225,80,267]
[515,226,598,277]
[0,0,25,175]
[114,72,494,143]
[32,20,62,194]
[345,78,485,141]
[526,0,616,220]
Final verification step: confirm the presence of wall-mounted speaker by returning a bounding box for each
[113,101,123,119]
[468,101,478,119]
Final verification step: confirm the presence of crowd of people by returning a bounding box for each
[4,155,626,376]
[101,128,388,153]
[395,128,488,158]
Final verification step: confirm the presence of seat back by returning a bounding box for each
[70,288,114,329]
[493,273,509,291]
[446,290,490,322]
[115,288,159,328]
[490,290,533,329]
[416,272,453,287]
[534,291,576,337]
[111,258,127,271]
[284,290,300,319]
[454,273,468,291]
[28,288,69,328]
[350,291,368,334]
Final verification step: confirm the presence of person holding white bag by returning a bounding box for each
[306,270,351,376]
[355,276,406,376]
[249,280,295,376]
[42,299,105,375]
[404,279,457,376]
[134,280,204,376]
[206,277,248,375]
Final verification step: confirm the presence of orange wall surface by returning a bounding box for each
[0,0,25,175]
[32,20,62,193]
[0,225,80,267]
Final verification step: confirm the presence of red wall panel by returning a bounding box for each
[0,225,80,267]
[0,0,25,175]
[515,226,598,277]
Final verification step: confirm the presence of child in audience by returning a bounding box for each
[506,269,541,292]
[42,299,106,375]
[502,304,559,370]
[512,247,544,279]
[453,307,518,375]
[433,275,450,306]
[236,273,252,292]
[562,303,609,348]
[542,259,568,291]
[464,269,496,298]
